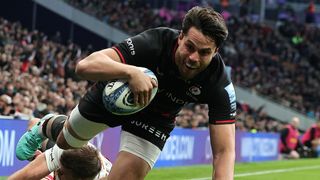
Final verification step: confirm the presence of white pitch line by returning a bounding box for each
[188,165,320,180]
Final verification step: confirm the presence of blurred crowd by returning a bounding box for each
[286,0,320,4]
[175,104,209,129]
[64,0,184,35]
[278,21,320,118]
[221,17,320,120]
[235,102,284,133]
[0,17,91,119]
[175,102,284,133]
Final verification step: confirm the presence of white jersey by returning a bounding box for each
[94,152,112,179]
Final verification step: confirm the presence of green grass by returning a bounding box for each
[145,158,320,180]
[2,158,320,180]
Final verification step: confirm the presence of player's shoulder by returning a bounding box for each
[140,27,179,41]
[206,53,232,88]
[144,27,179,35]
[129,27,178,57]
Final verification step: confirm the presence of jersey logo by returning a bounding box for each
[158,88,190,105]
[189,86,201,96]
[126,38,135,55]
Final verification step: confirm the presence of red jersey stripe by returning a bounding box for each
[214,119,235,124]
[112,47,126,64]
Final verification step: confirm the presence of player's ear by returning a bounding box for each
[178,33,184,45]
[211,47,219,58]
[179,32,184,40]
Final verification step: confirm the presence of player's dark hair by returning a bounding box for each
[60,145,101,179]
[182,6,228,47]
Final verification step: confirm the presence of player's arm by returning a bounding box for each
[76,48,137,81]
[76,29,160,82]
[8,153,50,180]
[209,124,235,180]
[76,48,156,106]
[208,81,236,179]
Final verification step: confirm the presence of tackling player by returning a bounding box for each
[9,145,110,180]
[10,116,111,180]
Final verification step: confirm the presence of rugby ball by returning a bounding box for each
[102,67,158,115]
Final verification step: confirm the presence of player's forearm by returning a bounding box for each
[8,170,46,180]
[213,150,235,180]
[8,154,50,180]
[75,51,136,81]
[9,170,47,180]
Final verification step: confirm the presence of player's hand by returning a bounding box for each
[127,68,158,106]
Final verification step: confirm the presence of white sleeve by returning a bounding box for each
[44,144,64,172]
[94,153,112,180]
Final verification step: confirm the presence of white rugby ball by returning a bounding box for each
[102,67,158,115]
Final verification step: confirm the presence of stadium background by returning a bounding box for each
[1,0,320,179]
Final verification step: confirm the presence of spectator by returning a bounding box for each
[301,119,320,157]
[0,17,90,119]
[279,117,302,159]
[0,94,14,116]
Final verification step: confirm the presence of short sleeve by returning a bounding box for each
[112,28,162,68]
[208,82,236,124]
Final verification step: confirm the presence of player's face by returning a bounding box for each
[175,27,218,80]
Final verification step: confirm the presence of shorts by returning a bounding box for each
[78,85,175,150]
[76,87,175,167]
[79,98,174,149]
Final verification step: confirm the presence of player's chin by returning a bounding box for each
[178,66,197,79]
